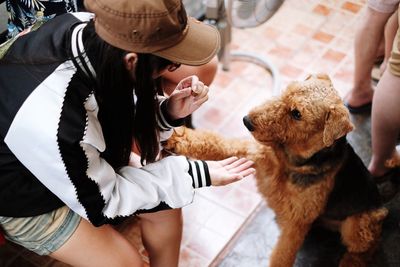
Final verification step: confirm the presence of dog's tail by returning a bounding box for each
[385,150,400,168]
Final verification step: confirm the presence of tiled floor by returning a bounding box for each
[191,0,363,264]
[0,0,378,266]
[184,0,373,266]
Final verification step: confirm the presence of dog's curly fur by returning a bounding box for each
[163,74,388,267]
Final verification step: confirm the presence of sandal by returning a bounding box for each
[374,168,400,203]
[344,101,372,114]
[374,168,400,184]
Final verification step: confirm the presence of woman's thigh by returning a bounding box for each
[51,216,144,267]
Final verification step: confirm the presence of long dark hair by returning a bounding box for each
[82,21,172,169]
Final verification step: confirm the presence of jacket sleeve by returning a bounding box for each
[156,96,186,141]
[4,80,211,226]
[80,141,210,224]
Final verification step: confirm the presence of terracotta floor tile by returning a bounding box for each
[312,30,335,43]
[204,207,245,239]
[222,187,263,217]
[330,36,354,54]
[182,194,219,225]
[338,21,358,40]
[268,44,294,60]
[182,220,202,247]
[1,0,370,266]
[292,40,326,65]
[308,58,339,74]
[293,23,315,36]
[313,4,332,16]
[321,9,357,34]
[185,227,228,261]
[341,1,363,13]
[335,67,354,86]
[179,247,209,267]
[197,184,235,203]
[323,49,347,62]
[281,31,310,49]
[280,64,304,79]
[262,26,282,40]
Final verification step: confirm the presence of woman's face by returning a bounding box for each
[153,62,181,78]
[123,53,181,80]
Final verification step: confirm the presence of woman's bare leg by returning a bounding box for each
[50,218,144,267]
[138,209,183,267]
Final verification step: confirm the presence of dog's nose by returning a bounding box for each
[243,116,255,132]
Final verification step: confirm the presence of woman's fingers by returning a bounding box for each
[224,157,249,169]
[218,174,243,185]
[227,159,256,179]
[230,159,254,171]
[238,167,256,178]
[192,94,209,107]
[206,157,256,186]
[178,75,199,90]
[218,156,239,166]
[171,87,192,100]
[191,81,205,96]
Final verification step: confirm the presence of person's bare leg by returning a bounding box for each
[368,70,400,177]
[380,10,399,75]
[345,7,392,108]
[50,218,144,267]
[138,209,183,267]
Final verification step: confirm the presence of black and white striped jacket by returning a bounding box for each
[0,12,210,226]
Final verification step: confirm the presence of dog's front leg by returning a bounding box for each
[162,126,254,161]
[269,223,311,267]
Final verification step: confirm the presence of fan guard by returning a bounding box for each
[226,0,284,28]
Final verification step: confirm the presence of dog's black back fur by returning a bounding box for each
[322,140,382,220]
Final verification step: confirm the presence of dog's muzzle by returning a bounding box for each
[243,116,255,132]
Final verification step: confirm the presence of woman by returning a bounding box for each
[0,0,255,266]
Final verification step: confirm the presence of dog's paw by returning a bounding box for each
[385,151,400,168]
[161,127,190,155]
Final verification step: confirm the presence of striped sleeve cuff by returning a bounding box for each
[157,98,185,131]
[187,160,212,188]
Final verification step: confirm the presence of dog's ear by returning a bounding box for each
[323,105,354,147]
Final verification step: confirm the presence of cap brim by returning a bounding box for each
[154,17,221,66]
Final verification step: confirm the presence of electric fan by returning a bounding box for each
[204,0,284,94]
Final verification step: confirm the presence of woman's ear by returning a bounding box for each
[123,53,138,71]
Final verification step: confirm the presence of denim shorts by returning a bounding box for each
[0,206,81,255]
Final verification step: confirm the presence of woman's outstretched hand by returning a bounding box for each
[166,75,209,120]
[207,157,256,186]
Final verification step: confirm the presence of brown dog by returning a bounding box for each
[163,74,388,267]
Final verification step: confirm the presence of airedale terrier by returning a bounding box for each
[163,74,388,267]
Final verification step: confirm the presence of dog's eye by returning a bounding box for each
[290,109,302,120]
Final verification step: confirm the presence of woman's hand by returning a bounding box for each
[207,157,256,186]
[166,75,209,120]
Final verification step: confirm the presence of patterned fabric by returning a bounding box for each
[5,0,79,39]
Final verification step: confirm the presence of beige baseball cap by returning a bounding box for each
[84,0,220,66]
